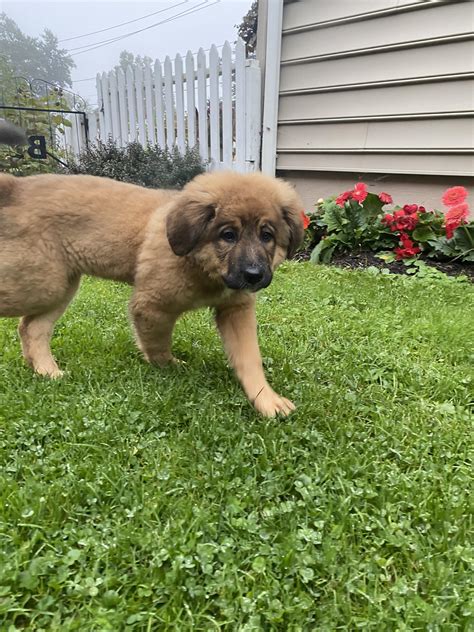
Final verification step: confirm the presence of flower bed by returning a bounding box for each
[300,185,473,280]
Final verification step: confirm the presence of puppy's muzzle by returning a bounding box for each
[224,264,272,292]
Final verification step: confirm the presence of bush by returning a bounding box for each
[69,139,206,189]
[304,184,473,265]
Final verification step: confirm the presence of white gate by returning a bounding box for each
[88,39,262,172]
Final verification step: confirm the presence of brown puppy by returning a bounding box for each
[0,170,304,416]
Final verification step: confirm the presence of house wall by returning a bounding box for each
[275,0,474,200]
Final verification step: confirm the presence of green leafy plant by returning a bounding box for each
[428,225,474,263]
[69,139,206,189]
[309,184,396,264]
[305,183,473,267]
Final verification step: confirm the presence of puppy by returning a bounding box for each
[0,169,304,417]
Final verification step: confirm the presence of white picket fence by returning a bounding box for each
[87,39,261,172]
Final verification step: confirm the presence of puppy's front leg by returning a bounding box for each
[215,297,295,418]
[130,297,178,366]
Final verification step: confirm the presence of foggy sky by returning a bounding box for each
[2,0,253,105]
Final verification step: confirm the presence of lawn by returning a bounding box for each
[0,263,473,630]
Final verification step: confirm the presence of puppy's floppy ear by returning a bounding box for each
[166,194,216,256]
[282,204,305,259]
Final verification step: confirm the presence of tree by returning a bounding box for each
[114,50,154,74]
[236,0,258,54]
[0,13,75,87]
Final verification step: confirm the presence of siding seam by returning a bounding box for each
[275,165,472,177]
[277,149,474,155]
[281,33,474,66]
[278,112,474,124]
[279,73,474,96]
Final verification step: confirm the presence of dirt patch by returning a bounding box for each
[294,249,474,282]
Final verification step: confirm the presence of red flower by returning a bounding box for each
[301,211,310,230]
[394,233,421,259]
[379,192,393,205]
[444,203,470,239]
[442,186,468,207]
[384,207,419,232]
[336,190,352,207]
[352,182,368,203]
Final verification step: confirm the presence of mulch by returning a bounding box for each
[294,249,474,282]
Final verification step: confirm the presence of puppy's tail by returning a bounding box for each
[0,174,17,208]
[0,119,27,146]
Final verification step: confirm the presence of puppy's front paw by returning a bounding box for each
[143,350,179,367]
[253,387,296,418]
[34,363,64,379]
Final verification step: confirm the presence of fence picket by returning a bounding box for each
[234,38,246,171]
[143,62,156,144]
[175,53,185,153]
[96,74,105,139]
[108,71,121,145]
[209,45,220,168]
[221,41,233,168]
[135,65,147,145]
[154,60,165,147]
[196,48,208,161]
[163,56,174,149]
[100,72,112,139]
[88,111,98,143]
[117,68,128,144]
[126,66,137,141]
[185,51,196,148]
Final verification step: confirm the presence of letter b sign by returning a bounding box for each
[27,135,47,159]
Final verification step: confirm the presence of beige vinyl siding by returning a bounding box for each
[282,0,429,29]
[276,0,474,177]
[279,41,474,93]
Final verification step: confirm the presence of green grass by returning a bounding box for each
[0,263,473,631]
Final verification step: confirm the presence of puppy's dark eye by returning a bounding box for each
[261,230,274,243]
[221,229,237,243]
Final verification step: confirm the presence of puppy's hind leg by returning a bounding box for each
[18,277,80,378]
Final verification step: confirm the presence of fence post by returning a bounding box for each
[245,59,262,172]
[261,0,283,175]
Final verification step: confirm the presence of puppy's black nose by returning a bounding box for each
[243,266,264,285]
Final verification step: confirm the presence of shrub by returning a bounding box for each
[69,139,206,189]
[305,184,473,265]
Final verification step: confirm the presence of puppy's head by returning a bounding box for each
[166,171,305,292]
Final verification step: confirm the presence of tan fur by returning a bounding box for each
[0,170,304,417]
